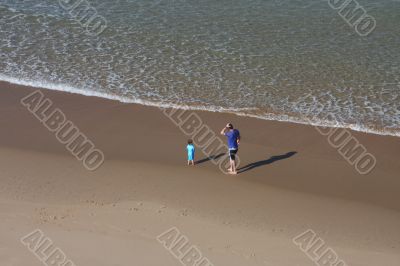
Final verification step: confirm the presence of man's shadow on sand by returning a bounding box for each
[196,151,297,174]
[237,151,297,174]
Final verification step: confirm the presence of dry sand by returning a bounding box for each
[0,81,399,266]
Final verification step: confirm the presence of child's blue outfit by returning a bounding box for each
[187,144,195,161]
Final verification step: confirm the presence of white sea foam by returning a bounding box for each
[1,74,399,138]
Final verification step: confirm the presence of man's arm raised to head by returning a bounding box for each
[220,127,228,135]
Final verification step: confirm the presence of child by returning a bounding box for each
[186,139,195,166]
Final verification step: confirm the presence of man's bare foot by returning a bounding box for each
[228,171,238,175]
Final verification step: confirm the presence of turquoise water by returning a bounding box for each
[0,0,399,135]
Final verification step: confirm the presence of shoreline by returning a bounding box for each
[1,75,399,138]
[1,80,400,265]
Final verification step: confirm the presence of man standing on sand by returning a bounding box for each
[221,123,240,174]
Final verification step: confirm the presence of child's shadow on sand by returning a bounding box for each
[238,151,297,174]
[195,153,225,165]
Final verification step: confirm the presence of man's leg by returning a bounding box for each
[228,151,233,172]
[229,150,238,174]
[228,160,236,174]
[232,159,237,174]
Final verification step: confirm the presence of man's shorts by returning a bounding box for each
[229,149,238,160]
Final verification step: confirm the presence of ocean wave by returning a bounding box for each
[1,74,399,138]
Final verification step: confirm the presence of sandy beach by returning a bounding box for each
[0,80,399,266]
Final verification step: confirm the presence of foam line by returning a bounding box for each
[1,74,399,138]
